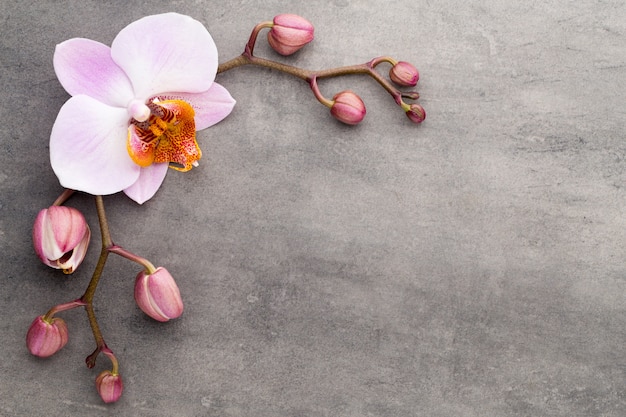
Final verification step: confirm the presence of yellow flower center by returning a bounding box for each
[127,99,200,172]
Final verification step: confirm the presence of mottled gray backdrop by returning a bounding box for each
[1,0,625,416]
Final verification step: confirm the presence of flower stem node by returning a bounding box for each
[330,91,366,125]
[267,14,314,56]
[26,315,69,358]
[389,61,419,87]
[405,103,426,124]
[134,267,184,322]
[96,370,123,403]
[33,206,91,274]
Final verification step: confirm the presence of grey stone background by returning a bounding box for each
[1,0,625,416]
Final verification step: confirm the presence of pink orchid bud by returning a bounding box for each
[330,91,366,125]
[134,267,184,322]
[267,14,314,56]
[26,315,69,357]
[33,206,90,274]
[389,61,419,87]
[96,370,123,403]
[405,103,426,124]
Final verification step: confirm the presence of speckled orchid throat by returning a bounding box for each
[127,98,200,172]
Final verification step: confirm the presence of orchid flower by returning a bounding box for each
[50,13,236,204]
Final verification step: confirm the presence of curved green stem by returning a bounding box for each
[217,54,416,109]
[80,195,111,368]
[108,245,156,274]
[79,195,156,370]
[245,21,273,56]
[309,76,333,107]
[95,195,113,247]
[43,298,85,320]
[52,189,76,206]
[102,346,120,375]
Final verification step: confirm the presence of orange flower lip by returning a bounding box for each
[127,99,201,172]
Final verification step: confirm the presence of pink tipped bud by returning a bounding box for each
[33,206,90,274]
[330,91,366,125]
[405,103,426,124]
[26,315,69,357]
[96,370,123,403]
[390,61,419,87]
[267,14,314,55]
[134,267,183,322]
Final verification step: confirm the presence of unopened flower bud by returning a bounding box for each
[33,206,90,274]
[405,103,426,124]
[390,61,419,87]
[96,370,123,403]
[26,315,69,357]
[330,91,366,125]
[134,267,183,322]
[267,14,314,56]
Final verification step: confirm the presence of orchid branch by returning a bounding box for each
[28,12,425,405]
[217,14,425,124]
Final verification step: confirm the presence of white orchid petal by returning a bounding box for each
[111,13,218,100]
[123,163,169,204]
[50,95,140,195]
[54,38,134,106]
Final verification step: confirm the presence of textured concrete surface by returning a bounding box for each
[1,1,625,416]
